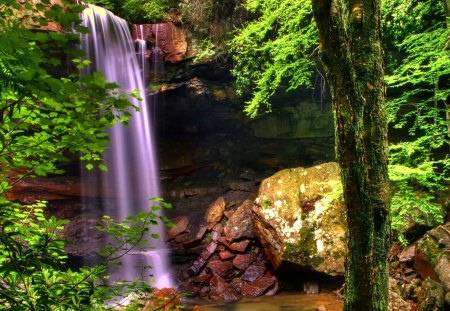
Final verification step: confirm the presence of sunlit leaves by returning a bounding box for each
[229,0,317,117]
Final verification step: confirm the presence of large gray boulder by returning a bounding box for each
[252,162,347,276]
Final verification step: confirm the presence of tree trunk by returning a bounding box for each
[311,1,390,310]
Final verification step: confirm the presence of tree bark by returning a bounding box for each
[311,1,390,310]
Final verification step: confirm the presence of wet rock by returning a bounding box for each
[253,162,347,276]
[130,23,187,64]
[205,196,226,229]
[168,216,189,239]
[418,278,444,311]
[208,275,240,301]
[233,253,258,271]
[241,276,275,296]
[224,200,255,242]
[206,258,234,278]
[64,216,103,255]
[303,282,320,294]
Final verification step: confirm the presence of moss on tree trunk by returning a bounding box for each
[312,0,390,310]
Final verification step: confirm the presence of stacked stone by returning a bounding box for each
[168,197,279,301]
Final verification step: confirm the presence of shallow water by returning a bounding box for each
[185,293,343,311]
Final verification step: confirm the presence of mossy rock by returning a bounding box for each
[415,223,450,305]
[252,162,347,276]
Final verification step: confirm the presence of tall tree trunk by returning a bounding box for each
[311,1,390,310]
[442,0,450,134]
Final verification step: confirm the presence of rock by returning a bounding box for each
[227,181,255,192]
[205,196,226,229]
[217,238,251,253]
[253,162,347,276]
[398,244,416,263]
[250,101,333,139]
[241,259,267,282]
[224,200,255,242]
[233,253,258,271]
[208,275,240,301]
[230,278,246,293]
[303,282,320,294]
[241,276,275,296]
[218,250,235,260]
[414,223,450,300]
[192,274,212,285]
[418,278,444,311]
[206,258,234,278]
[316,305,327,311]
[389,278,412,311]
[168,216,189,239]
[187,241,217,276]
[130,23,187,64]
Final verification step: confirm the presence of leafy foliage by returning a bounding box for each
[82,0,178,23]
[228,0,317,117]
[230,0,449,243]
[383,0,450,242]
[0,199,175,310]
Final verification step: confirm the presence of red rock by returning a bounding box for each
[192,274,212,285]
[218,250,235,260]
[229,239,251,252]
[241,260,267,282]
[218,237,252,253]
[230,278,246,293]
[205,196,226,229]
[224,200,255,242]
[241,276,275,296]
[233,253,257,271]
[180,225,208,248]
[187,241,217,276]
[130,23,188,64]
[168,216,189,239]
[208,275,240,301]
[206,258,234,278]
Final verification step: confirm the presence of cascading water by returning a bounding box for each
[80,5,172,289]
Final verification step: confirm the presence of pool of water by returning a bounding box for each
[184,293,343,311]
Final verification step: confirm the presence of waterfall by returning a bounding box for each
[80,5,172,289]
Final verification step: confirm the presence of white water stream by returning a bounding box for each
[80,5,172,289]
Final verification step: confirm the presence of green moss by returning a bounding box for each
[284,226,324,266]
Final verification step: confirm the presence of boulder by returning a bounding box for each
[414,223,450,303]
[253,162,347,276]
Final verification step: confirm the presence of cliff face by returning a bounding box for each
[127,22,334,216]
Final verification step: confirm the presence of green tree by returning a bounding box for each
[312,1,390,310]
[383,0,449,243]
